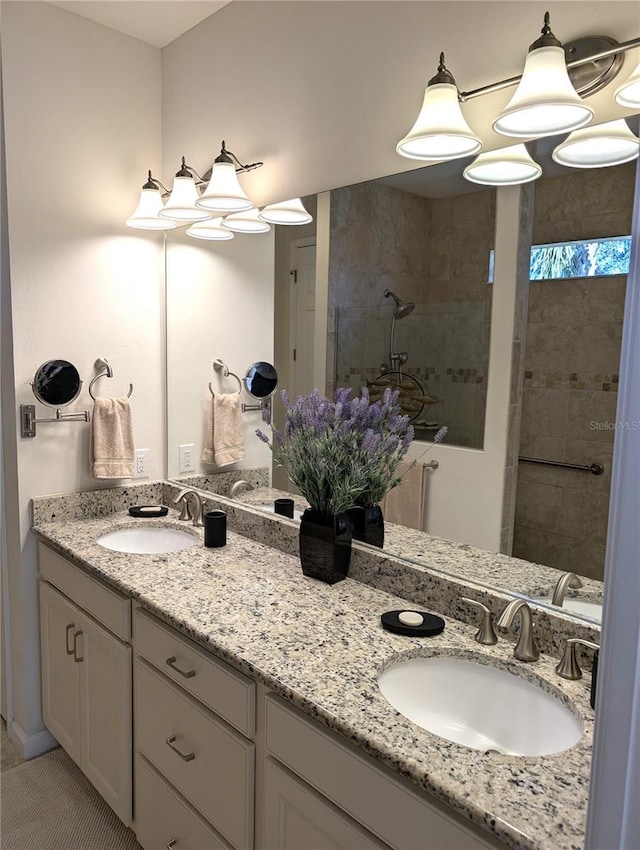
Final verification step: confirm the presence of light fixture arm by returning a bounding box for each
[144,170,170,195]
[459,35,640,102]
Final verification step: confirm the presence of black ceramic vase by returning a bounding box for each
[348,505,385,548]
[299,509,352,584]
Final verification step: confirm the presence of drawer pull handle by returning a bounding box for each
[165,735,195,762]
[167,841,177,850]
[65,623,76,655]
[166,656,196,679]
[73,630,83,663]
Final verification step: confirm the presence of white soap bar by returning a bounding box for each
[398,611,424,627]
[138,506,164,514]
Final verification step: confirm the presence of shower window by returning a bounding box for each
[488,235,632,283]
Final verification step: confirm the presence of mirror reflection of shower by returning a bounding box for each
[382,288,415,374]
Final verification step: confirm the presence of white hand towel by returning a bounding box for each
[380,461,425,530]
[91,398,135,479]
[202,393,245,467]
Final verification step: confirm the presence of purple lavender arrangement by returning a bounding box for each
[256,387,420,515]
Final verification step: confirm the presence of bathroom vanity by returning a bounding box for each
[32,481,596,850]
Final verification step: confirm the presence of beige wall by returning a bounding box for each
[1,0,162,752]
[513,162,635,579]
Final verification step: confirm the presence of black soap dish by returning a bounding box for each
[128,505,169,518]
[381,610,445,637]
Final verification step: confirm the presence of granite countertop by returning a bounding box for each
[236,487,604,608]
[33,510,594,850]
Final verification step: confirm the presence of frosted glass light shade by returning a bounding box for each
[158,176,211,221]
[552,120,640,168]
[221,208,271,233]
[614,61,640,108]
[195,162,254,213]
[464,144,542,186]
[493,46,594,138]
[186,217,234,241]
[396,83,481,161]
[126,188,177,230]
[259,198,313,225]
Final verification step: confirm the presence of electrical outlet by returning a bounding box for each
[179,443,195,473]
[134,449,150,479]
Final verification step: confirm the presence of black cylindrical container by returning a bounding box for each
[274,498,295,518]
[204,510,227,548]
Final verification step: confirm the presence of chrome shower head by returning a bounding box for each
[384,289,415,319]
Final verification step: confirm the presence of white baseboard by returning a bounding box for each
[9,720,58,760]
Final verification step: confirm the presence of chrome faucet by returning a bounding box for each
[230,480,255,499]
[551,571,584,607]
[173,488,204,527]
[555,638,600,680]
[497,599,539,662]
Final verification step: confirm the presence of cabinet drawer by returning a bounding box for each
[265,695,500,850]
[134,607,255,738]
[39,543,131,641]
[135,754,232,850]
[135,659,254,850]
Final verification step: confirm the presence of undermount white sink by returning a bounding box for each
[378,655,582,756]
[534,596,603,623]
[97,526,198,554]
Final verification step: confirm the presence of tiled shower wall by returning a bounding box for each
[329,180,495,448]
[512,161,634,580]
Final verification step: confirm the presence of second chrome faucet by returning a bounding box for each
[497,599,539,662]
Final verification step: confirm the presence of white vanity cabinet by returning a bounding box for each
[38,544,132,825]
[262,695,503,850]
[133,607,256,850]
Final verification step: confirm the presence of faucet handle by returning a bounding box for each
[461,597,498,646]
[555,638,600,680]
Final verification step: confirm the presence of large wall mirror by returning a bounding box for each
[166,121,638,629]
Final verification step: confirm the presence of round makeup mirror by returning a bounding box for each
[244,361,278,399]
[32,359,82,407]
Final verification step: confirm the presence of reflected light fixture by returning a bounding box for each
[195,141,260,214]
[126,172,177,230]
[186,217,235,241]
[463,144,542,186]
[158,157,211,221]
[259,198,313,225]
[493,13,593,138]
[552,119,640,168]
[221,208,271,233]
[615,60,640,108]
[396,53,481,161]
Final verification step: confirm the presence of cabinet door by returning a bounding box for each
[78,611,132,825]
[263,759,387,850]
[39,581,82,764]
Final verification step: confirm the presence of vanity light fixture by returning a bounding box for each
[493,13,593,138]
[395,53,482,161]
[195,141,262,214]
[615,60,640,108]
[463,143,542,186]
[259,198,313,225]
[126,172,178,230]
[396,12,640,165]
[158,157,211,222]
[186,217,235,241]
[552,119,640,168]
[221,208,271,233]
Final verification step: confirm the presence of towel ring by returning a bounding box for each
[88,358,133,401]
[209,358,242,395]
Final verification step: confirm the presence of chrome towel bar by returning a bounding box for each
[518,456,604,475]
